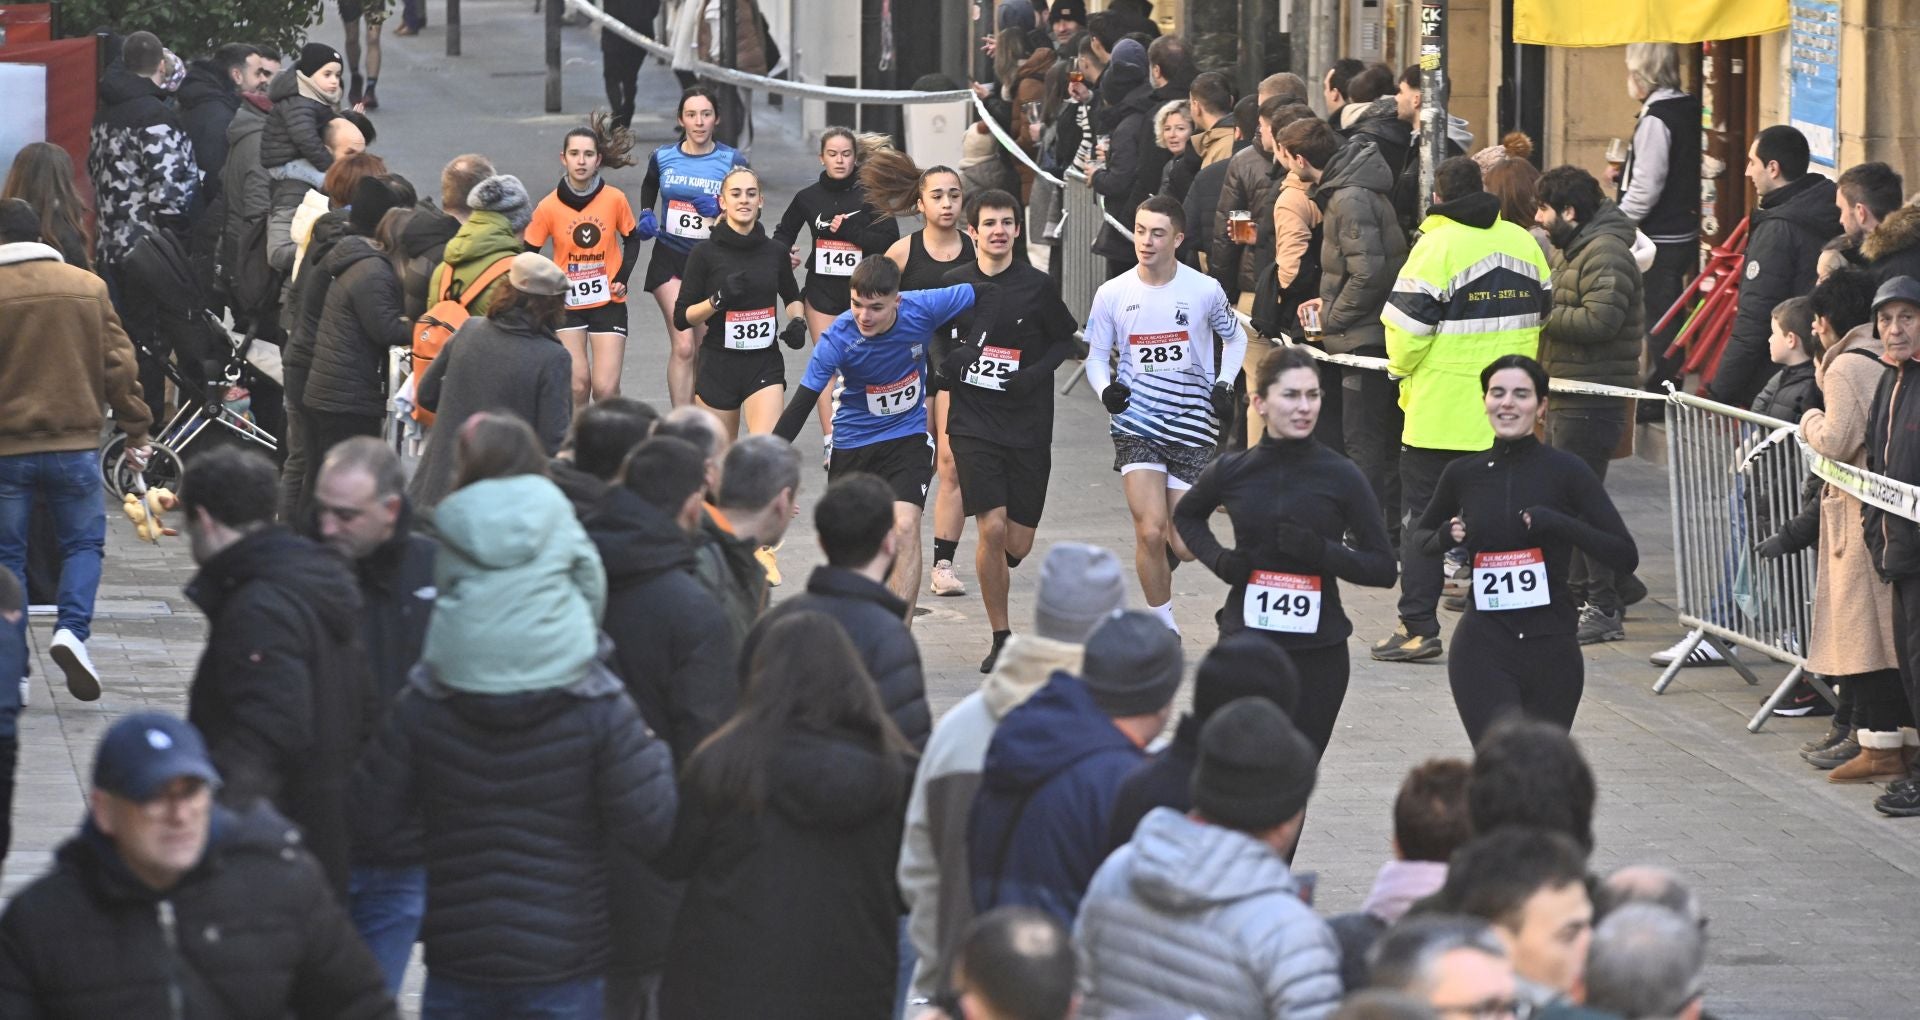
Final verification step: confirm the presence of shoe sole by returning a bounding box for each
[1771,706,1819,717]
[1578,631,1626,646]
[1830,772,1908,785]
[1372,644,1443,663]
[930,583,966,597]
[1873,802,1920,816]
[49,643,101,702]
[1649,654,1725,668]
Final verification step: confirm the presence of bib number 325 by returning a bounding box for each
[1472,548,1549,611]
[1243,570,1321,633]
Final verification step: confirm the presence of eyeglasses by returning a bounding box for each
[1432,998,1531,1020]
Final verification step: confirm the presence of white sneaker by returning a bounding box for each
[49,628,102,701]
[17,677,27,710]
[930,560,967,597]
[1649,636,1728,668]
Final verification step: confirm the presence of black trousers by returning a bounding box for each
[1544,403,1629,613]
[278,366,312,521]
[1397,446,1462,637]
[1448,612,1585,746]
[1845,669,1911,732]
[1342,359,1402,544]
[1313,359,1344,451]
[603,40,646,129]
[303,409,383,515]
[1896,578,1920,748]
[1641,240,1695,391]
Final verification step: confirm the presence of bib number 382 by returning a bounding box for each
[722,307,776,350]
[865,372,921,417]
[1243,570,1321,633]
[1128,330,1189,376]
[1472,548,1549,611]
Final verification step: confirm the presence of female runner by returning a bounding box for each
[525,112,641,407]
[638,86,749,407]
[1412,354,1639,743]
[1173,345,1397,755]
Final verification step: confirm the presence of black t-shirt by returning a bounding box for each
[938,260,1078,448]
[674,221,801,352]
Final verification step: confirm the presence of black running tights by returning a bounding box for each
[1447,612,1585,746]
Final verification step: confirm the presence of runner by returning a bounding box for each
[524,113,641,408]
[338,0,385,108]
[1083,193,1247,631]
[771,128,901,459]
[773,257,999,620]
[1411,354,1639,743]
[673,166,805,438]
[639,86,749,408]
[940,189,1079,673]
[865,149,978,599]
[1171,345,1397,754]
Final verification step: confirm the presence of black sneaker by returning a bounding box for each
[1771,678,1835,718]
[1873,776,1920,817]
[1372,624,1443,662]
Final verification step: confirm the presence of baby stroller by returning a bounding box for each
[100,228,281,497]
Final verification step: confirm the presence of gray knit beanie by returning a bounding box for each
[1033,543,1126,643]
[467,174,534,234]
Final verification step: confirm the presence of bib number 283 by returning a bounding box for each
[1128,331,1189,375]
[1472,549,1549,611]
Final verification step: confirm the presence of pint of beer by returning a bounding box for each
[1228,210,1255,245]
[1304,304,1322,341]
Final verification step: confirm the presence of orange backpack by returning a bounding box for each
[411,257,515,424]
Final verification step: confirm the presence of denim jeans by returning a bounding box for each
[349,864,427,995]
[423,974,606,1019]
[0,450,107,641]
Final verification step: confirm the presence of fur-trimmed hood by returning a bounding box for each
[1862,203,1920,264]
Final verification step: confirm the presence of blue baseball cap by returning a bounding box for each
[92,713,222,802]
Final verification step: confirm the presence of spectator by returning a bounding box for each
[178,44,271,183]
[1710,125,1840,408]
[0,198,151,703]
[743,473,930,747]
[602,0,661,129]
[1339,63,1412,184]
[551,396,660,516]
[1534,165,1646,645]
[1367,915,1517,1018]
[1189,70,1237,167]
[1180,93,1249,270]
[1211,91,1288,308]
[937,907,1078,1020]
[1055,31,1108,177]
[2,143,95,271]
[303,175,415,474]
[1616,44,1701,394]
[1329,758,1473,988]
[901,543,1126,1003]
[408,252,576,507]
[1001,29,1058,203]
[1435,828,1593,1011]
[396,153,496,319]
[1864,275,1920,817]
[1321,58,1367,126]
[261,45,346,195]
[1265,100,1331,444]
[1153,99,1199,205]
[88,30,199,271]
[968,609,1180,924]
[1103,631,1301,850]
[1468,717,1598,853]
[657,612,915,1019]
[1484,151,1552,261]
[1378,156,1548,662]
[307,438,435,993]
[1840,162,1920,283]
[216,50,281,303]
[1048,0,1086,46]
[1086,39,1156,276]
[1581,904,1706,1020]
[179,446,364,898]
[1389,64,1471,238]
[1592,865,1703,925]
[1075,697,1341,1020]
[0,713,395,1018]
[270,116,368,279]
[697,435,797,643]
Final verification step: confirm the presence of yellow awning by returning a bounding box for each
[1512,0,1789,46]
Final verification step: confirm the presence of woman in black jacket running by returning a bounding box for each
[1412,354,1639,744]
[1174,345,1397,754]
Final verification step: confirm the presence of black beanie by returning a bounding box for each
[348,176,405,237]
[1191,697,1317,833]
[298,42,343,78]
[1194,631,1302,722]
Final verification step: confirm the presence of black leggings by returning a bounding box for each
[1447,611,1585,746]
[1274,640,1350,758]
[1845,669,1912,732]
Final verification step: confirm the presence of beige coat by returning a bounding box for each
[1799,324,1900,675]
[1271,171,1319,290]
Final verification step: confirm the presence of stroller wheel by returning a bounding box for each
[110,443,186,502]
[100,433,129,497]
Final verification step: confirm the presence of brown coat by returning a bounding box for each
[1271,171,1319,289]
[1195,121,1236,169]
[696,0,770,75]
[0,243,150,456]
[1799,324,1900,675]
[1006,48,1056,204]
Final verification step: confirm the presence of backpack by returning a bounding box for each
[410,256,515,424]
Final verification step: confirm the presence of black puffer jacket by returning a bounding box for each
[177,61,240,182]
[352,664,677,984]
[305,234,412,418]
[185,527,365,898]
[0,804,395,1020]
[1716,173,1840,404]
[259,68,334,172]
[1341,98,1412,183]
[1540,200,1644,405]
[281,212,349,412]
[1314,138,1409,354]
[1089,63,1158,262]
[1866,358,1920,581]
[397,205,463,320]
[743,566,930,749]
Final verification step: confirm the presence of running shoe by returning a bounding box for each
[1371,624,1442,662]
[49,628,101,702]
[1575,604,1625,644]
[930,560,966,597]
[980,632,1011,674]
[1770,678,1834,717]
[1649,636,1729,667]
[1873,776,1920,817]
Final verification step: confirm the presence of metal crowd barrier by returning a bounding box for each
[1056,173,1106,326]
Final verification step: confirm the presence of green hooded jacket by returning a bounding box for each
[429,209,523,315]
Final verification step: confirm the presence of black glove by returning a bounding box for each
[1209,381,1235,424]
[1213,549,1254,586]
[1756,533,1793,560]
[780,317,809,349]
[1272,521,1327,570]
[1005,365,1051,395]
[1522,505,1568,537]
[1101,382,1132,414]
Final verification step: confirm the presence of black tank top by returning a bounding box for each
[901,229,975,291]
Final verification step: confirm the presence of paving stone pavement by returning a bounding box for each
[10,4,1919,1016]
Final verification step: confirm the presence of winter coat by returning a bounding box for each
[1342,97,1412,183]
[397,205,464,320]
[353,661,677,984]
[259,68,336,172]
[1103,712,1199,854]
[968,672,1146,924]
[428,210,524,316]
[1722,174,1841,399]
[742,566,930,749]
[408,313,574,507]
[282,212,349,386]
[1797,325,1899,673]
[658,727,910,1020]
[1212,145,1283,300]
[1328,859,1449,990]
[1182,155,1230,265]
[695,0,771,75]
[1751,360,1818,425]
[1089,64,1157,262]
[219,97,273,280]
[900,635,1081,1001]
[0,804,395,1020]
[1540,200,1645,405]
[691,508,768,648]
[184,527,366,897]
[177,61,240,182]
[1314,138,1409,354]
[304,235,412,418]
[1076,808,1343,1020]
[1007,49,1057,202]
[421,474,606,693]
[1160,146,1200,206]
[88,67,198,266]
[268,178,320,275]
[1859,204,1920,286]
[1866,354,1920,582]
[0,243,152,456]
[1196,115,1237,168]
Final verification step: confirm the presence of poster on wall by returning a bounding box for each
[1789,0,1840,167]
[0,63,48,171]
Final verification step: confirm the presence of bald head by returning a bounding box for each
[442,153,496,220]
[953,907,1077,1020]
[1597,866,1702,924]
[324,117,367,163]
[654,406,732,500]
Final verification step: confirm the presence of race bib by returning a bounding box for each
[666,199,711,240]
[1128,330,1190,375]
[1243,571,1322,633]
[963,345,1021,391]
[722,307,776,350]
[565,264,608,308]
[864,372,921,417]
[814,239,861,276]
[1472,549,1549,611]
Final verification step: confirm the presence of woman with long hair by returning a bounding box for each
[867,150,977,600]
[1482,154,1552,262]
[638,86,749,408]
[0,141,93,270]
[526,112,642,408]
[658,611,914,1019]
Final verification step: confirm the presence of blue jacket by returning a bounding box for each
[967,673,1145,924]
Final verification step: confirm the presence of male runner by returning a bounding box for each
[941,190,1079,672]
[1084,193,1247,631]
[774,257,998,618]
[339,0,386,108]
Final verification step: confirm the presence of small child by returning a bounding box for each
[261,43,346,190]
[1753,295,1823,423]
